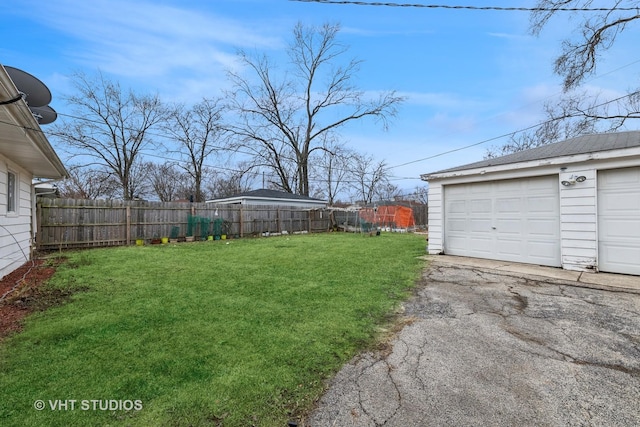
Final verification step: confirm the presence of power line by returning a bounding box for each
[389,89,640,170]
[4,86,639,178]
[290,0,639,12]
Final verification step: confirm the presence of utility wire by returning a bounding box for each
[389,89,640,170]
[2,87,638,181]
[3,87,639,179]
[290,0,640,12]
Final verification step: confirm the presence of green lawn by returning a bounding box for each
[0,233,426,426]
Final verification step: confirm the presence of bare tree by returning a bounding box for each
[375,182,402,202]
[226,22,404,196]
[53,72,167,200]
[486,91,639,157]
[531,1,640,92]
[57,165,119,199]
[312,144,352,205]
[145,162,192,201]
[349,153,390,204]
[205,166,254,199]
[409,185,429,205]
[163,98,227,202]
[492,2,640,157]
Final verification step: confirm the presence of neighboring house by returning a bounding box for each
[422,131,640,276]
[0,65,67,280]
[206,189,327,209]
[33,180,60,197]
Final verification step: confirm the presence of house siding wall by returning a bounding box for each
[559,169,597,271]
[0,155,33,280]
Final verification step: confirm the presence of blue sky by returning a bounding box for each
[1,0,639,194]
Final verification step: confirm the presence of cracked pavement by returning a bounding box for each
[305,262,640,426]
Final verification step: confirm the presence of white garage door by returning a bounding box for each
[444,176,561,266]
[598,167,640,275]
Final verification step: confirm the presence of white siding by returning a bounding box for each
[427,182,443,254]
[0,156,33,280]
[559,169,597,271]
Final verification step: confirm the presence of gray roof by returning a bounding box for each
[229,188,325,201]
[427,131,640,175]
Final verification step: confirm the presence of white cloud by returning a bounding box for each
[400,91,491,110]
[20,0,282,82]
[487,32,528,40]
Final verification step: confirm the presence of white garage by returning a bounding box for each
[444,176,560,266]
[423,131,640,276]
[597,167,640,275]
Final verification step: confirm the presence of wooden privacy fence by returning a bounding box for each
[36,198,332,250]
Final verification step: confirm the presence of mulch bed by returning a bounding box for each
[0,258,61,340]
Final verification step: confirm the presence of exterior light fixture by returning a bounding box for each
[561,175,587,186]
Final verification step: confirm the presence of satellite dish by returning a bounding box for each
[30,105,57,125]
[4,66,52,107]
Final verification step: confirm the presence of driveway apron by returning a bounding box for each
[306,261,640,426]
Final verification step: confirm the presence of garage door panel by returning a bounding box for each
[470,218,493,232]
[598,167,640,275]
[470,199,492,213]
[495,218,522,233]
[496,239,522,257]
[528,219,559,236]
[495,198,522,213]
[599,168,640,186]
[446,235,468,252]
[599,195,640,212]
[601,220,640,239]
[528,240,560,259]
[444,176,560,267]
[469,238,494,254]
[528,196,558,212]
[448,200,467,214]
[447,219,467,232]
[495,180,523,193]
[599,244,640,273]
[526,178,556,192]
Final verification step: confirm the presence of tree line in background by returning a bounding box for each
[54,3,637,201]
[52,22,427,205]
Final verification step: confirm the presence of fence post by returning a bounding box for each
[126,205,131,245]
[36,199,42,252]
[277,208,281,233]
[240,206,244,238]
[308,209,311,233]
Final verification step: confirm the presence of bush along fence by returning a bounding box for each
[36,198,332,250]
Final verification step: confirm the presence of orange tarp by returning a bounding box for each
[359,205,416,229]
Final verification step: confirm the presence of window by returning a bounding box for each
[7,171,16,213]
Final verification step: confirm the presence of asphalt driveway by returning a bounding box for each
[306,259,640,426]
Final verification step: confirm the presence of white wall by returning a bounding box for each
[558,168,597,271]
[0,155,33,280]
[426,154,640,273]
[426,182,443,254]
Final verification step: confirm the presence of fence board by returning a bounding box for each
[36,199,332,249]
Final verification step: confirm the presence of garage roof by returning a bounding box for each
[206,188,327,206]
[426,131,640,176]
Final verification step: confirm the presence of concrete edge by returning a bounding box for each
[423,254,640,295]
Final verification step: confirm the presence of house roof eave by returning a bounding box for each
[0,65,67,179]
